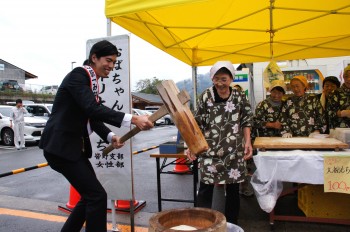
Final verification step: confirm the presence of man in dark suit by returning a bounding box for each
[39,40,153,232]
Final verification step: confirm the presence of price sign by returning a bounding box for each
[324,155,350,194]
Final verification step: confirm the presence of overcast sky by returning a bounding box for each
[0,0,211,90]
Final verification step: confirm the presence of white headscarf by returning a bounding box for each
[210,61,235,80]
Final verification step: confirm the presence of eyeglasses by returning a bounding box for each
[212,78,230,84]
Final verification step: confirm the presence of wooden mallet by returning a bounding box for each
[156,80,208,155]
[102,90,191,155]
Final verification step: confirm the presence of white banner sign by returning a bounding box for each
[86,35,132,200]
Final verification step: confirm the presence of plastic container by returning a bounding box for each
[227,223,244,232]
[334,128,350,146]
[159,142,183,154]
[298,185,350,219]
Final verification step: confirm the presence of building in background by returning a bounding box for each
[0,59,37,85]
[131,92,163,109]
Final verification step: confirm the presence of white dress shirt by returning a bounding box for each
[107,113,132,142]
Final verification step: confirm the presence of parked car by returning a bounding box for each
[145,106,160,112]
[141,109,165,126]
[0,105,47,146]
[6,100,35,106]
[164,114,174,125]
[145,106,173,125]
[24,103,53,119]
[0,80,23,92]
[132,108,165,126]
[39,85,58,95]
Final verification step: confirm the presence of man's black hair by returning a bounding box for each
[88,40,118,64]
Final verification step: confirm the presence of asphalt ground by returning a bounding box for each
[0,125,349,231]
[1,179,349,232]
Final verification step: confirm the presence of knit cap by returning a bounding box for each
[291,75,308,88]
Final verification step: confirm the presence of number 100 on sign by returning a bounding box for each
[324,155,350,195]
[327,181,350,193]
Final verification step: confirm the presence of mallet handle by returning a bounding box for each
[120,106,168,143]
[102,90,190,155]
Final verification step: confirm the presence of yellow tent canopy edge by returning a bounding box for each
[105,0,206,17]
[105,0,350,66]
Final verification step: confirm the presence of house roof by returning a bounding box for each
[131,92,163,104]
[0,59,37,80]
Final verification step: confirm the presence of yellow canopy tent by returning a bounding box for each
[105,0,350,108]
[105,0,350,66]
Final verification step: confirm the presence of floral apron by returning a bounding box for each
[196,87,252,184]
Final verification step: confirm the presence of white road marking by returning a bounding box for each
[0,146,15,150]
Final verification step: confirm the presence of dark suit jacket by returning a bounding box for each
[39,67,125,161]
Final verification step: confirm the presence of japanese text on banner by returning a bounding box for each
[87,35,132,200]
[93,48,125,169]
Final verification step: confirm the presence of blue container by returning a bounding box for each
[159,142,183,154]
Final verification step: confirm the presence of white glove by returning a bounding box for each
[309,131,329,138]
[329,129,336,138]
[282,133,293,138]
[308,131,320,138]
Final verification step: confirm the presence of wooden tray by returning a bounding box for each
[253,137,349,151]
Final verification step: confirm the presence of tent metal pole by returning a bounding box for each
[269,0,275,60]
[107,18,112,36]
[192,66,197,110]
[111,200,119,231]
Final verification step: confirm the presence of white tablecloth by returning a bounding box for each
[253,150,350,184]
[251,149,350,213]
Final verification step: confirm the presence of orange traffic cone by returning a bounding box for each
[173,158,190,173]
[115,200,139,209]
[66,185,81,209]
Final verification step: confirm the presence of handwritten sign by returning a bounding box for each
[324,155,350,194]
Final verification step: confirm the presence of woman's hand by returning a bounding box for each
[266,121,282,129]
[243,143,253,160]
[338,110,350,118]
[282,133,293,138]
[185,149,197,161]
[242,127,253,160]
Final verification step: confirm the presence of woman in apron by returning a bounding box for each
[327,65,350,129]
[186,61,253,224]
[280,75,325,137]
[254,80,286,137]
